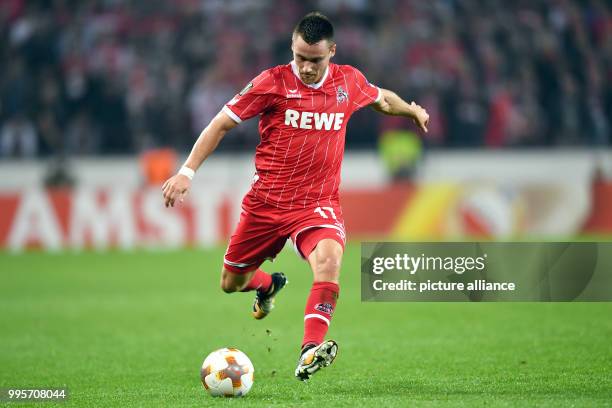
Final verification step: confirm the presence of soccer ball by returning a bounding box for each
[200,348,254,397]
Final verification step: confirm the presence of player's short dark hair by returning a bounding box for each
[293,12,334,45]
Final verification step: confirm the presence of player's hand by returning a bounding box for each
[409,102,429,133]
[162,174,191,208]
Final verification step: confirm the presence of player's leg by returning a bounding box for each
[303,237,342,346]
[221,198,288,318]
[221,263,288,319]
[293,228,344,380]
[219,266,263,293]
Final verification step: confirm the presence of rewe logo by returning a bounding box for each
[285,109,345,131]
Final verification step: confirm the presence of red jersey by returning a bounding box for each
[223,61,380,210]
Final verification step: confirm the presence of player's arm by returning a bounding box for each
[162,111,238,208]
[371,88,429,133]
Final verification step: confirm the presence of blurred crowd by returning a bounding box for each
[0,0,610,158]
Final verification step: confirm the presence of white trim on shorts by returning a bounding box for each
[223,257,254,268]
[291,224,346,259]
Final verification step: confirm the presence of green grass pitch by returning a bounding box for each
[1,244,611,407]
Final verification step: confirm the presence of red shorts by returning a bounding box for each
[223,193,346,274]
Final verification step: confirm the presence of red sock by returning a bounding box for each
[240,269,272,293]
[302,281,339,347]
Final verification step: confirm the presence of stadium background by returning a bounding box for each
[1,0,611,406]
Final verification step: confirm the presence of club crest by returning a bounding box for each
[315,303,334,315]
[336,86,348,104]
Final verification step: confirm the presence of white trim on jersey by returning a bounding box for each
[222,106,242,123]
[374,86,382,104]
[304,313,330,326]
[290,60,329,89]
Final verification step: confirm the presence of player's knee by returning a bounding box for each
[220,280,239,293]
[313,255,341,282]
[220,269,243,293]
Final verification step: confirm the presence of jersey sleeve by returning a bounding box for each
[222,70,276,123]
[349,67,381,112]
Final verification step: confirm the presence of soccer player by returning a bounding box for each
[162,12,429,380]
